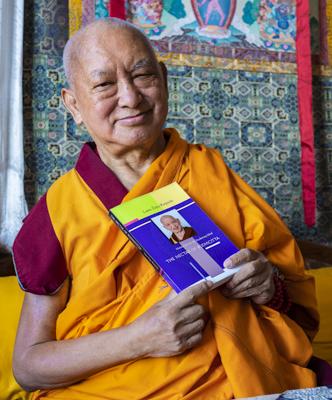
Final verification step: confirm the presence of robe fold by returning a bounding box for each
[14,129,319,400]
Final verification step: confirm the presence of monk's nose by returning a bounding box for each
[117,80,142,108]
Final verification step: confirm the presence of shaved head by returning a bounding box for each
[63,18,156,88]
[160,216,184,234]
[61,17,168,154]
[160,215,177,224]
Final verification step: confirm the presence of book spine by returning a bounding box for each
[109,212,162,274]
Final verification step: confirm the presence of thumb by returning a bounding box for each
[158,289,177,304]
[174,280,213,307]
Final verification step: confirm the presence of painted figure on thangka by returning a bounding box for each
[70,0,298,57]
[70,0,330,65]
[126,0,297,56]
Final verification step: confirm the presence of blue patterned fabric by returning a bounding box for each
[277,386,332,399]
[22,0,332,245]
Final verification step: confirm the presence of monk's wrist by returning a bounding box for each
[124,322,152,359]
[265,270,291,313]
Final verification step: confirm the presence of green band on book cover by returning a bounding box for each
[111,183,190,225]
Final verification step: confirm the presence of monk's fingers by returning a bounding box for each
[223,248,260,268]
[137,284,211,358]
[251,288,275,305]
[160,331,204,356]
[223,258,271,291]
[178,304,207,324]
[221,274,274,300]
[159,289,177,304]
[172,280,212,308]
[176,319,208,352]
[152,310,207,356]
[177,317,207,339]
[183,332,204,352]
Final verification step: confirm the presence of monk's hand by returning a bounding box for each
[220,248,275,305]
[131,280,212,358]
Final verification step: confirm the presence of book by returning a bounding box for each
[109,183,240,293]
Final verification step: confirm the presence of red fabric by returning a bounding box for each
[13,143,129,295]
[265,275,291,314]
[296,0,316,227]
[75,143,128,210]
[13,194,68,295]
[109,0,126,19]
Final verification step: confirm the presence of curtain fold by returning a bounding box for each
[0,0,27,249]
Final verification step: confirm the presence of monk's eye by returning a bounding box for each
[133,73,155,83]
[98,82,114,87]
[94,81,115,89]
[134,73,151,78]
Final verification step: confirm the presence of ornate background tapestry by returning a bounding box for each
[23,0,332,244]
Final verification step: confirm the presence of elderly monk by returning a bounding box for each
[12,18,319,400]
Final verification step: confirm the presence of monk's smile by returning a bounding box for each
[116,110,152,126]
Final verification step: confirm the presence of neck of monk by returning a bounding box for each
[96,134,166,190]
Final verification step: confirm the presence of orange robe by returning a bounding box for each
[27,129,318,399]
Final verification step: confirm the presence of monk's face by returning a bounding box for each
[161,217,183,234]
[64,27,168,151]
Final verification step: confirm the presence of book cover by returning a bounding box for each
[109,183,240,293]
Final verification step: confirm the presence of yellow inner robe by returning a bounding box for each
[33,129,319,399]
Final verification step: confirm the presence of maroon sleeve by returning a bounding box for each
[12,194,68,295]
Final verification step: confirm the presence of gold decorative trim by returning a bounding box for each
[157,52,297,74]
[313,65,332,77]
[327,3,332,66]
[69,0,82,38]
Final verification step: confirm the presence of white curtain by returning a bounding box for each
[0,0,27,249]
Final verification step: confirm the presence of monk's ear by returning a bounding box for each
[159,61,168,94]
[61,87,83,125]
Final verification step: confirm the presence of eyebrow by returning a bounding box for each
[88,58,156,81]
[131,58,156,71]
[89,70,110,81]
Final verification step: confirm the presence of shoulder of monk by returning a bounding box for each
[19,167,82,233]
[189,141,227,163]
[47,167,81,197]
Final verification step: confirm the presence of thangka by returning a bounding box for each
[68,0,326,228]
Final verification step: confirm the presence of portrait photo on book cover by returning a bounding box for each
[152,210,197,244]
